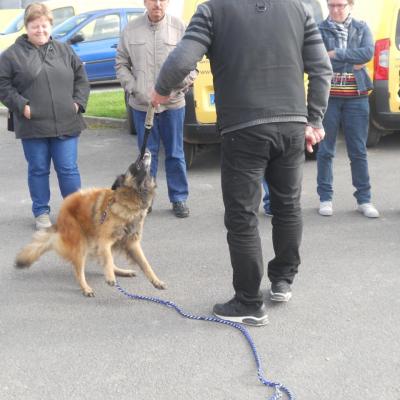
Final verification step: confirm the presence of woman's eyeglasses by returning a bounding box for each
[327,3,349,10]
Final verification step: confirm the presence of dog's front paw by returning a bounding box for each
[106,279,116,287]
[83,289,95,297]
[153,280,167,290]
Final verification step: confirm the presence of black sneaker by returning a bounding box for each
[172,201,189,218]
[213,297,269,326]
[270,281,292,302]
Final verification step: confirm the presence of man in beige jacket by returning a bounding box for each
[116,0,192,218]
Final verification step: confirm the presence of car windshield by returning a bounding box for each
[1,12,24,35]
[52,14,91,39]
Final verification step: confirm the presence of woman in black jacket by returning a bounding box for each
[0,2,90,230]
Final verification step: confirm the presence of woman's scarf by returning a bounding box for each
[327,14,352,49]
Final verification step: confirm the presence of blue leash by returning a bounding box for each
[116,282,295,400]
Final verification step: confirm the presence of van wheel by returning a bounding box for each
[125,91,136,135]
[366,125,383,147]
[184,142,197,169]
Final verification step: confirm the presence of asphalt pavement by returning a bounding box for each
[0,115,399,400]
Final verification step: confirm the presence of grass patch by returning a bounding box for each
[86,89,127,119]
[1,89,128,120]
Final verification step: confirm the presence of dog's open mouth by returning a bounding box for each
[130,151,151,173]
[124,150,152,188]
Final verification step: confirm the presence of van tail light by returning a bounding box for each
[374,39,390,81]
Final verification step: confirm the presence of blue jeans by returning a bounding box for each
[21,136,81,217]
[133,107,188,203]
[262,180,271,213]
[317,96,371,204]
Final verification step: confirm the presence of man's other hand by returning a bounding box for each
[305,125,325,153]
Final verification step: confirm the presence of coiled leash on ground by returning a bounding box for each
[116,282,295,400]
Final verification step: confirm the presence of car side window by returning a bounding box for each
[77,14,121,42]
[396,10,400,50]
[127,12,142,22]
[52,7,75,27]
[301,0,323,24]
[2,14,24,35]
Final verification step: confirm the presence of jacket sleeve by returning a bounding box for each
[174,69,199,91]
[0,52,30,114]
[115,27,136,95]
[155,2,212,95]
[303,12,333,128]
[333,23,374,65]
[70,47,90,112]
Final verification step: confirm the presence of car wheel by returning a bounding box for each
[184,142,197,169]
[125,91,136,135]
[366,124,384,147]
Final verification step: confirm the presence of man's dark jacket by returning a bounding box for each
[156,0,332,132]
[0,35,89,139]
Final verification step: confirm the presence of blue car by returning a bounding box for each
[52,8,144,82]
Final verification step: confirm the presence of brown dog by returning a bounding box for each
[15,151,166,297]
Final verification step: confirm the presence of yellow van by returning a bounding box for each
[351,0,400,146]
[0,9,21,34]
[180,0,329,166]
[180,0,400,166]
[0,0,143,51]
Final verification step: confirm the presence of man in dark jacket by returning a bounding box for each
[151,0,332,326]
[0,3,89,230]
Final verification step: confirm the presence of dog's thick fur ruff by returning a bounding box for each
[15,153,166,297]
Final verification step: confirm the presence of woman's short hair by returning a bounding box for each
[24,2,53,27]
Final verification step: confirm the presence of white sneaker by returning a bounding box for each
[357,203,379,218]
[319,201,333,216]
[35,213,52,230]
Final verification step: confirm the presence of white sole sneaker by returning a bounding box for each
[213,312,269,326]
[319,201,333,216]
[35,213,52,230]
[270,290,292,302]
[357,203,379,218]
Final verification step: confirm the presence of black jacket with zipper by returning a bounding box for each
[0,35,90,139]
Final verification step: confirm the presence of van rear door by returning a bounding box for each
[388,7,400,114]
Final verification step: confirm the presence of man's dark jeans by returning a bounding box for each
[221,122,305,306]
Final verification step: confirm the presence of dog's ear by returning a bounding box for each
[111,174,125,190]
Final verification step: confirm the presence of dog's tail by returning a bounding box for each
[15,226,57,269]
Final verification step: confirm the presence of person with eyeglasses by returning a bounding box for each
[317,0,379,218]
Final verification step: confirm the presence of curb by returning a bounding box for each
[0,107,128,130]
[84,115,128,129]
